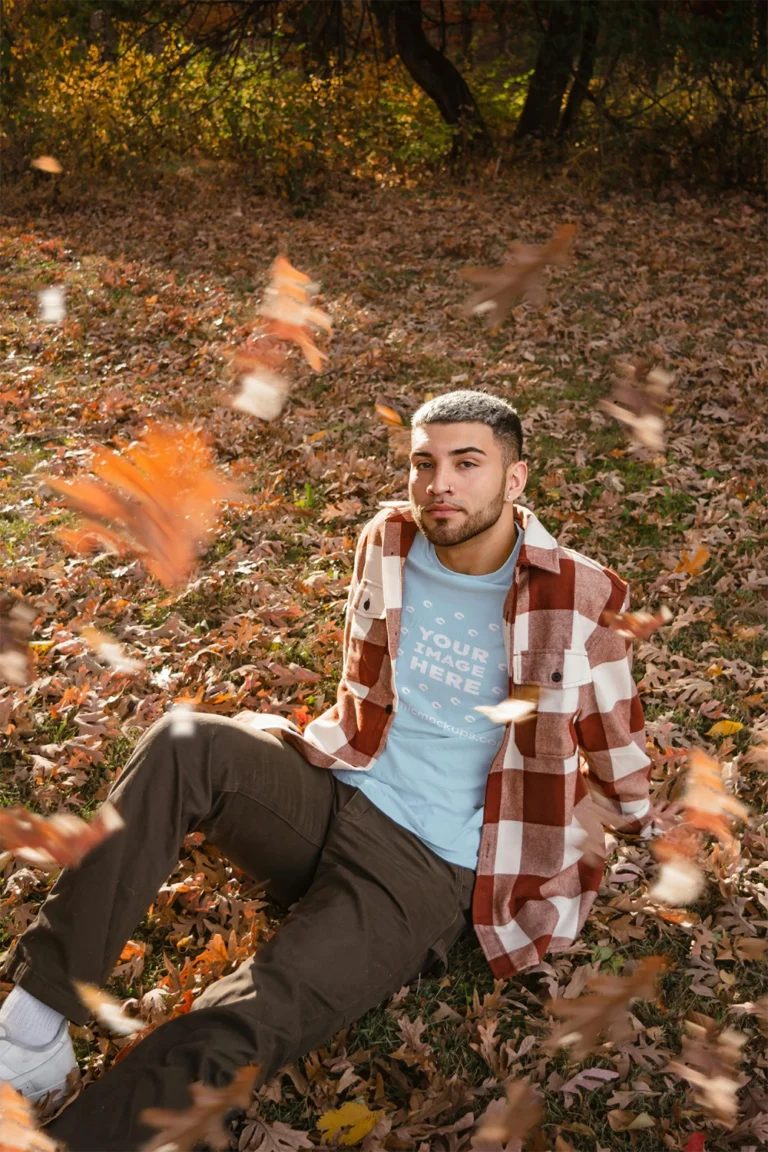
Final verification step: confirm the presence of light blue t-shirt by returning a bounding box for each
[334,526,522,869]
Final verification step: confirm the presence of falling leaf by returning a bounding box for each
[680,749,749,847]
[31,155,62,174]
[600,605,672,640]
[0,597,36,685]
[259,255,331,371]
[317,1101,386,1147]
[80,625,145,674]
[667,1016,747,1126]
[140,1065,259,1151]
[648,857,706,906]
[74,982,144,1035]
[545,956,667,1060]
[0,1081,60,1151]
[475,696,538,725]
[599,359,673,452]
[231,368,290,421]
[44,423,240,588]
[471,1079,542,1149]
[461,223,577,328]
[168,701,197,738]
[0,802,124,870]
[375,401,411,459]
[38,286,65,324]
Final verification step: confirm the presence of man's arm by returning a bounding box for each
[574,584,653,835]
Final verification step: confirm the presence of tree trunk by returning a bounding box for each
[375,0,490,153]
[558,3,599,138]
[371,0,395,61]
[516,1,580,140]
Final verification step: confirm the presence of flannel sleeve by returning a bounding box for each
[574,584,653,835]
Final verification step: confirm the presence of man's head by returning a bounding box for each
[408,390,527,551]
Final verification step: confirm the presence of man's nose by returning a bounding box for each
[426,471,451,494]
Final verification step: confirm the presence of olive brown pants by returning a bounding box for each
[2,714,475,1150]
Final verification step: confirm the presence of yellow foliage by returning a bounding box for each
[706,720,744,737]
[317,1101,385,1146]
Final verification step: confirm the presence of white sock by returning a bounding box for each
[0,984,65,1047]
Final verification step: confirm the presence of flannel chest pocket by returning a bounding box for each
[511,648,591,760]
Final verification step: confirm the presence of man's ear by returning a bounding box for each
[505,459,528,500]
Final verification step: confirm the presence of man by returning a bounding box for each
[0,390,651,1150]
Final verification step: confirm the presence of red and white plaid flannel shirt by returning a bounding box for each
[284,502,652,977]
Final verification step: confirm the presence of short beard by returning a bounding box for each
[411,484,506,547]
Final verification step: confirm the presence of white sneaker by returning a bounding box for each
[0,1018,78,1103]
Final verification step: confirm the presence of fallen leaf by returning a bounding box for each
[317,1100,385,1147]
[0,597,36,685]
[80,625,145,674]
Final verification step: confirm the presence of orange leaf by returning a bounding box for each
[0,802,124,870]
[45,423,240,588]
[0,1081,59,1151]
[674,547,711,577]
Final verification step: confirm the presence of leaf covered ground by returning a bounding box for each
[1,175,767,1151]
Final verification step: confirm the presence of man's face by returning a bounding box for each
[408,422,510,547]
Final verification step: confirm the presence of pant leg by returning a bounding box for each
[2,713,347,1023]
[46,788,476,1152]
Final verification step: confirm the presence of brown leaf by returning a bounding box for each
[0,597,36,685]
[45,423,240,588]
[599,359,673,452]
[74,983,144,1036]
[0,1081,60,1151]
[599,605,672,641]
[462,223,577,328]
[471,1079,542,1149]
[0,801,124,870]
[139,1065,259,1151]
[545,956,667,1060]
[667,1016,747,1126]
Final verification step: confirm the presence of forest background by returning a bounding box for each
[1,2,767,1151]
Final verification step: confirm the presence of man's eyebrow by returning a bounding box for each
[410,446,487,458]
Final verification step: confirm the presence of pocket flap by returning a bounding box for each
[351,580,387,619]
[512,648,591,689]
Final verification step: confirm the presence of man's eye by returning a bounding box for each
[459,461,477,468]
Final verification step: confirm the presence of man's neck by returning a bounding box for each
[434,521,520,576]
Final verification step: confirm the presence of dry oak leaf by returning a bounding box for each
[140,1065,259,1151]
[74,983,145,1036]
[471,1079,542,1150]
[0,597,36,686]
[599,359,673,452]
[44,423,240,589]
[600,605,672,641]
[0,1082,59,1152]
[0,802,124,870]
[667,1015,747,1127]
[317,1101,386,1147]
[545,956,667,1060]
[238,1115,314,1151]
[461,222,577,328]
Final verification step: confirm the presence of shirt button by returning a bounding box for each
[385,704,393,714]
[551,671,562,682]
[363,598,370,610]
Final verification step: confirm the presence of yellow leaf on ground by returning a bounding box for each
[706,720,744,737]
[317,1101,385,1146]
